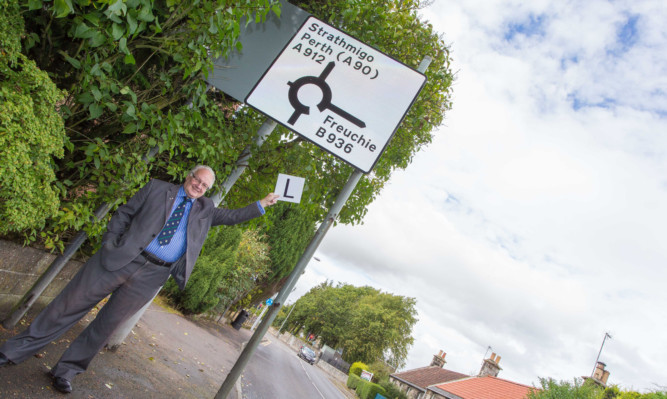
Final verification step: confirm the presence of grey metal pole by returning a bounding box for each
[278,302,296,334]
[214,169,364,399]
[105,118,278,349]
[214,55,432,398]
[211,119,277,206]
[2,203,110,329]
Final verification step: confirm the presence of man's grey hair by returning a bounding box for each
[189,165,215,186]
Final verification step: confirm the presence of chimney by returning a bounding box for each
[592,362,610,385]
[479,352,502,377]
[430,350,447,368]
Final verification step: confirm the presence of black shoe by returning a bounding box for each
[52,376,73,394]
[0,352,13,367]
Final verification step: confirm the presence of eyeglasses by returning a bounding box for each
[190,174,210,190]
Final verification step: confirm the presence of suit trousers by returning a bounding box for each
[0,250,171,380]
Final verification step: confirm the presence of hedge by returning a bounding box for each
[347,372,387,399]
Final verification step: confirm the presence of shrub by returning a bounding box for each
[164,226,242,312]
[368,360,394,383]
[379,380,408,399]
[0,0,23,59]
[347,373,363,390]
[356,379,387,399]
[0,39,67,238]
[350,361,370,377]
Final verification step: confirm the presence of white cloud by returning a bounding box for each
[292,0,667,392]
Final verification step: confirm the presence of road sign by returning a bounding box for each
[266,298,273,306]
[246,16,426,173]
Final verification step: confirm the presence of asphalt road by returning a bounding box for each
[240,334,348,399]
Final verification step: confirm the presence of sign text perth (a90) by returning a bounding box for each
[246,17,426,173]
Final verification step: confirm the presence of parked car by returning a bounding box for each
[297,346,316,365]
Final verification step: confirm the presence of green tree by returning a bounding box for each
[264,202,317,281]
[0,0,66,242]
[244,202,318,303]
[232,0,455,227]
[527,378,667,399]
[163,225,243,313]
[213,228,272,315]
[379,380,408,399]
[10,0,280,248]
[276,282,417,367]
[5,0,454,311]
[527,378,601,399]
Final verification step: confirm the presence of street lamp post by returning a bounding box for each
[278,256,319,334]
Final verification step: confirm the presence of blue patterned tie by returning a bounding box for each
[157,198,188,246]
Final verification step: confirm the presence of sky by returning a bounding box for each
[285,0,667,393]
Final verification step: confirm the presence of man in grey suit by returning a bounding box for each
[0,165,279,393]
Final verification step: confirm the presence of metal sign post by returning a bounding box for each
[214,55,432,398]
[214,168,364,399]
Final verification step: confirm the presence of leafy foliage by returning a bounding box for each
[5,0,453,315]
[0,1,67,241]
[347,372,363,389]
[0,0,23,57]
[274,282,418,367]
[379,379,408,399]
[367,359,394,383]
[216,0,455,228]
[8,0,279,248]
[527,378,667,399]
[262,202,317,281]
[163,226,272,314]
[214,228,273,312]
[255,0,455,226]
[350,361,370,377]
[356,380,386,399]
[163,224,242,313]
[347,368,388,399]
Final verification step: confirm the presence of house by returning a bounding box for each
[424,375,537,399]
[390,351,538,399]
[389,351,469,399]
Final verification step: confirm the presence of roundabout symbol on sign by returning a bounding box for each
[287,61,366,128]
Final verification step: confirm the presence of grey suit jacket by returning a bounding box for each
[100,179,262,289]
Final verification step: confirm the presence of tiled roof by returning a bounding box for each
[432,375,537,399]
[390,366,469,390]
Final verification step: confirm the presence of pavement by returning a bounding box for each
[0,298,298,399]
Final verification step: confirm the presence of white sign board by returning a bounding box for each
[274,173,305,203]
[360,370,373,382]
[246,16,426,173]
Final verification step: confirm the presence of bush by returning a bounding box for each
[368,359,394,383]
[163,226,242,312]
[348,373,388,399]
[350,361,370,377]
[0,0,23,59]
[0,8,67,239]
[358,381,386,399]
[379,380,408,399]
[347,373,363,390]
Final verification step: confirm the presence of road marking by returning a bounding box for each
[300,361,326,399]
